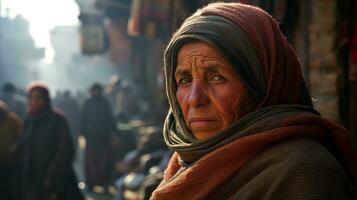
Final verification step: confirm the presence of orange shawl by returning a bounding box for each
[151,114,357,200]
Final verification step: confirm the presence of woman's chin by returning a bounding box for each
[191,127,221,140]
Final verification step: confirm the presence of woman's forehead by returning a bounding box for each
[177,42,225,63]
[176,42,230,68]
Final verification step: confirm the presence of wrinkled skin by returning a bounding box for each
[175,42,256,140]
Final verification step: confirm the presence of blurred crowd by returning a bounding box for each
[0,79,169,200]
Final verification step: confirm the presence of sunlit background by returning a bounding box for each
[1,0,80,63]
[0,0,117,93]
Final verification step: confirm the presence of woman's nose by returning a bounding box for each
[188,80,209,108]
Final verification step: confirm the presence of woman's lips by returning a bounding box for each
[189,118,217,128]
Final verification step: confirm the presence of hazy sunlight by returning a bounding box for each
[1,0,80,64]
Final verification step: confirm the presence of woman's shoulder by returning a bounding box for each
[264,137,339,167]
[238,138,345,180]
[215,138,357,200]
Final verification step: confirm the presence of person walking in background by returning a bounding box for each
[105,75,122,119]
[19,82,83,200]
[54,90,80,149]
[81,83,116,192]
[1,82,27,120]
[115,83,140,122]
[0,100,23,200]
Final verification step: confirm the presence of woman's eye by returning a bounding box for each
[212,75,225,81]
[178,77,191,85]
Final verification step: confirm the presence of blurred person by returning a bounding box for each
[116,82,141,122]
[55,90,80,149]
[151,3,357,200]
[80,83,116,191]
[105,76,141,122]
[0,100,23,200]
[19,82,83,200]
[74,90,87,109]
[53,90,63,107]
[105,75,122,116]
[1,82,27,119]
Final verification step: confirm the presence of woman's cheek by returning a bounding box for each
[176,87,189,118]
[214,84,242,120]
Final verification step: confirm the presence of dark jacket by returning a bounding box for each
[80,96,115,145]
[20,109,83,200]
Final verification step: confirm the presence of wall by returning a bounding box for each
[308,0,340,121]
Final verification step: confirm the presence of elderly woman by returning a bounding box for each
[151,3,357,200]
[20,82,83,200]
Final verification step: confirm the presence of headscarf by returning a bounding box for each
[152,3,357,200]
[18,82,52,160]
[163,2,312,162]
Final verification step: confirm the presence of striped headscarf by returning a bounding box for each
[163,2,312,161]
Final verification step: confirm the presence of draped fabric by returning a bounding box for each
[164,105,318,163]
[200,3,307,107]
[151,2,357,200]
[153,112,357,200]
[165,15,265,103]
[162,1,313,164]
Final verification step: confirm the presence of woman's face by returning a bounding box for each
[28,89,46,113]
[175,42,256,140]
